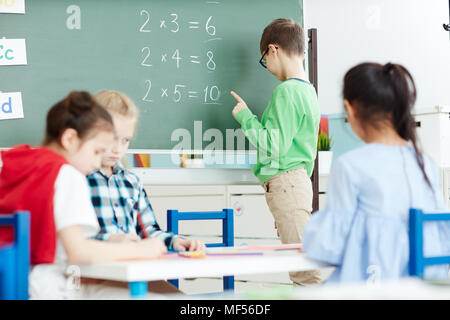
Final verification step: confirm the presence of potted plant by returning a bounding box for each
[180,153,205,168]
[318,116,333,175]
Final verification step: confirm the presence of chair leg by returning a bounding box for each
[0,249,16,300]
[223,276,234,291]
[129,281,148,299]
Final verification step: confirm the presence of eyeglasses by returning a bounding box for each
[259,47,270,69]
[259,46,278,69]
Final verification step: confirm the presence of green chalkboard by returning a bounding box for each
[0,0,303,150]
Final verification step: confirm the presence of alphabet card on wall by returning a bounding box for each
[0,92,24,120]
[0,0,25,14]
[0,38,27,66]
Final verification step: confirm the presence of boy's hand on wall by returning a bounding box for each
[231,91,249,116]
[173,238,206,252]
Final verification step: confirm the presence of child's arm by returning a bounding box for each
[135,183,179,249]
[56,166,165,263]
[172,238,206,252]
[108,233,141,242]
[302,158,359,265]
[136,182,205,251]
[59,225,166,264]
[231,90,302,159]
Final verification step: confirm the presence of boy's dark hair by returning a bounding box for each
[260,18,305,55]
[43,91,114,145]
[343,62,432,189]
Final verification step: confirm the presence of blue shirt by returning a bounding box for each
[87,162,178,249]
[303,143,450,283]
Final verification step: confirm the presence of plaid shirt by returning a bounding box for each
[87,162,177,249]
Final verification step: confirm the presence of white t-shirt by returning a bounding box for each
[28,164,100,299]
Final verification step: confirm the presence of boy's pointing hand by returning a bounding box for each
[231,91,249,117]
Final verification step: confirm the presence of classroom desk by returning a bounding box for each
[76,246,329,298]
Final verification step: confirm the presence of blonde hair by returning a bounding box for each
[93,90,139,120]
[93,90,138,169]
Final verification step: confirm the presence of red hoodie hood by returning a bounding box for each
[0,145,67,188]
[0,145,68,264]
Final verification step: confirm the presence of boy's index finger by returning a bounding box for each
[230,91,244,103]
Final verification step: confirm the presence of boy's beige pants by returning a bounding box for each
[263,168,322,285]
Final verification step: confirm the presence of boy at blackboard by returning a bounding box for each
[231,18,321,285]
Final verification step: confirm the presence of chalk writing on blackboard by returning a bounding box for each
[138,9,222,106]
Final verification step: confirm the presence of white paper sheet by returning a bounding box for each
[0,38,27,66]
[0,0,25,14]
[0,92,24,120]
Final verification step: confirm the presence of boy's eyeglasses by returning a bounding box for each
[259,47,270,69]
[259,46,278,69]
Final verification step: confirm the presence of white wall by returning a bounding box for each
[304,0,450,114]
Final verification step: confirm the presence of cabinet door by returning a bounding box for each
[230,194,277,238]
[148,193,226,237]
[415,114,440,165]
[319,174,329,193]
[233,238,291,284]
[318,194,327,210]
[441,168,450,208]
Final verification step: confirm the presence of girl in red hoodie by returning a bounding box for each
[0,91,167,299]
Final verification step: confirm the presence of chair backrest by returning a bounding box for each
[166,209,235,291]
[167,209,234,247]
[409,208,450,278]
[0,211,30,300]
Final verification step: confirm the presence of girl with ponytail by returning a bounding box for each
[302,63,450,284]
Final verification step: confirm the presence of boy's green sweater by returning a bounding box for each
[234,78,320,185]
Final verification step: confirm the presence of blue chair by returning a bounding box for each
[409,208,450,278]
[166,209,234,291]
[0,211,30,300]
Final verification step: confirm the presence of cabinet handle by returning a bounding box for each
[415,121,421,127]
[233,201,244,216]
